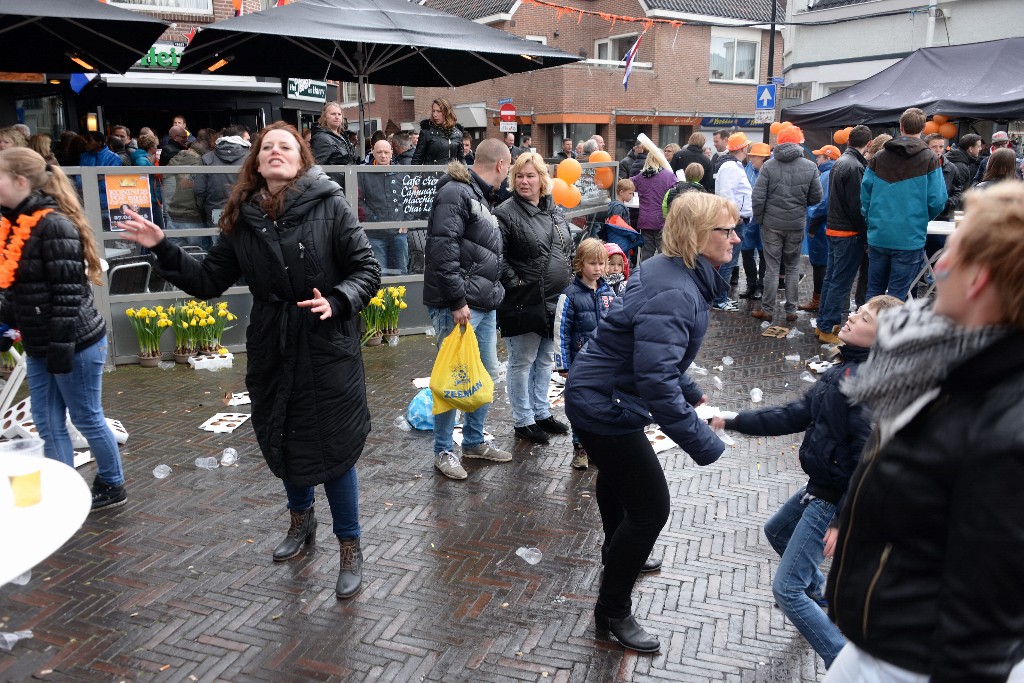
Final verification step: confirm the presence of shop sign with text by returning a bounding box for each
[286,79,328,103]
[135,42,188,70]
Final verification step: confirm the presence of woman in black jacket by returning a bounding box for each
[0,148,127,511]
[120,122,381,600]
[825,181,1024,681]
[411,98,464,166]
[494,152,573,444]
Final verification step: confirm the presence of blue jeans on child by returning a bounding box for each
[283,467,360,538]
[764,486,847,667]
[427,307,499,454]
[504,332,555,429]
[25,338,124,486]
[818,236,865,334]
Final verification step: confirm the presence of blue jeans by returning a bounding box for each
[26,338,124,486]
[368,231,409,276]
[428,307,498,454]
[714,222,745,305]
[866,245,923,301]
[818,236,865,333]
[807,228,829,268]
[283,467,359,538]
[764,487,847,667]
[504,332,554,428]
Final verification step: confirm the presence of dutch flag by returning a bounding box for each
[621,34,644,91]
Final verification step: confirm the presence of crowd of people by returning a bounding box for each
[2,102,1023,679]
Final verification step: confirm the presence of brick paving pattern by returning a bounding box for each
[1,292,833,682]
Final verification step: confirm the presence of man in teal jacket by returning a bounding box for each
[861,107,947,300]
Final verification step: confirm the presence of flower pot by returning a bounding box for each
[174,351,195,364]
[138,354,162,368]
[365,334,383,347]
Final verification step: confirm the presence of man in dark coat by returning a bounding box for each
[619,140,642,179]
[160,125,188,167]
[554,137,577,161]
[423,138,512,480]
[391,132,414,165]
[670,132,714,193]
[193,126,251,227]
[945,133,982,190]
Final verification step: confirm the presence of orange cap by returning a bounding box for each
[776,126,805,144]
[727,132,750,151]
[812,144,841,160]
[749,143,772,157]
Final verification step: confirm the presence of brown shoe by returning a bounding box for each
[751,309,772,321]
[798,294,820,312]
[786,312,798,322]
[818,329,841,344]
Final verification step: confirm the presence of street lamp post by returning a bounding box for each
[763,0,778,144]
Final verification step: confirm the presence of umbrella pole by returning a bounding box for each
[358,73,367,162]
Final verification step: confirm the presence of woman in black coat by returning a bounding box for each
[0,148,127,511]
[411,98,464,166]
[120,122,381,600]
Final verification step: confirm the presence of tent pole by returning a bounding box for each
[763,0,778,144]
[358,73,367,161]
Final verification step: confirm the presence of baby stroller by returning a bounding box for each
[598,215,644,267]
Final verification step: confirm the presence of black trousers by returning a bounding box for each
[577,427,670,619]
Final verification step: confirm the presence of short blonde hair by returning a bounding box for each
[616,179,635,195]
[662,192,739,268]
[684,162,705,183]
[958,182,1024,327]
[573,238,608,274]
[664,143,681,158]
[507,151,552,197]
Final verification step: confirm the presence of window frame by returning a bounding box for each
[341,82,375,104]
[589,32,652,70]
[107,0,213,15]
[709,27,761,85]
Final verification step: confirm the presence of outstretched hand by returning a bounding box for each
[118,209,165,249]
[297,287,333,320]
[709,416,726,430]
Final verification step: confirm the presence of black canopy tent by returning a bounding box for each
[781,37,1024,127]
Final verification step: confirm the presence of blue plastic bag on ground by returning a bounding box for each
[405,387,434,430]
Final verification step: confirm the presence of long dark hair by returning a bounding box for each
[219,122,315,235]
[983,148,1018,183]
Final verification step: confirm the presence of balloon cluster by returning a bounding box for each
[552,150,615,207]
[769,121,795,136]
[923,115,958,139]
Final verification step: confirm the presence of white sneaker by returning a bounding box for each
[462,443,512,462]
[713,299,740,312]
[434,451,467,480]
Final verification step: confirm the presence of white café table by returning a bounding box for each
[0,455,91,587]
[907,220,956,299]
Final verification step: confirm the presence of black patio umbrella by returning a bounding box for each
[177,0,581,151]
[0,0,169,74]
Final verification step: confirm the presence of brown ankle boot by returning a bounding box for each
[273,506,317,561]
[798,293,820,312]
[335,537,363,599]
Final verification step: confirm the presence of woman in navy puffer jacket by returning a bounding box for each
[564,192,741,654]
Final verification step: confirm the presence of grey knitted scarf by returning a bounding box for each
[841,298,1009,422]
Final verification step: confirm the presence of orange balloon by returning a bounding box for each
[588,150,612,163]
[923,121,939,135]
[770,122,783,135]
[844,126,854,134]
[557,158,582,185]
[594,167,614,189]
[563,184,582,209]
[938,122,958,139]
[932,115,949,125]
[834,129,850,145]
[779,121,793,130]
[551,178,572,207]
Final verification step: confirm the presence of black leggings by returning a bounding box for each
[577,427,670,619]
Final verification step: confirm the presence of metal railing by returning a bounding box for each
[68,160,615,365]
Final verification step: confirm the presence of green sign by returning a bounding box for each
[287,79,327,103]
[136,43,186,70]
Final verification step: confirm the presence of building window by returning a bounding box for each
[401,86,415,100]
[710,31,759,83]
[524,35,548,46]
[108,0,213,14]
[341,82,375,104]
[590,34,651,69]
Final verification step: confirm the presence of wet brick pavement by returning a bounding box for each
[1,288,835,683]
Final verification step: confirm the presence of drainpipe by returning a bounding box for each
[925,0,937,47]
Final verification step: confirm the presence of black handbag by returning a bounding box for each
[498,282,548,337]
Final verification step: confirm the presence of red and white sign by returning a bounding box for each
[499,103,516,123]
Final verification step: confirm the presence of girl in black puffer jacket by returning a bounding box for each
[0,148,127,511]
[411,98,464,166]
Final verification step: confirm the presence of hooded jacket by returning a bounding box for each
[553,275,615,370]
[423,161,504,312]
[564,253,726,466]
[826,147,868,237]
[0,193,106,374]
[945,147,980,190]
[806,159,834,233]
[165,147,203,222]
[752,142,823,230]
[194,137,250,226]
[150,169,380,486]
[310,125,355,167]
[670,144,714,193]
[412,119,465,166]
[861,136,947,251]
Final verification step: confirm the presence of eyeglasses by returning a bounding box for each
[711,227,737,236]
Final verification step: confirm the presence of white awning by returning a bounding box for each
[101,72,282,93]
[454,104,487,129]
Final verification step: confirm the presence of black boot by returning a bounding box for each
[273,506,317,562]
[601,544,663,573]
[91,477,127,511]
[595,610,661,653]
[335,536,363,599]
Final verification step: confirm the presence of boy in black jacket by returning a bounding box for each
[711,294,901,668]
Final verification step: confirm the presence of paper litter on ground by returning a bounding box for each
[222,391,251,406]
[762,326,790,339]
[198,412,251,433]
[452,425,494,445]
[412,377,430,389]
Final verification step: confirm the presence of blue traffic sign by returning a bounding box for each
[770,76,785,85]
[756,84,776,110]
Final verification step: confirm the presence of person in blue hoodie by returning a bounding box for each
[712,294,903,668]
[552,238,615,470]
[861,108,947,300]
[564,192,740,654]
[799,144,839,312]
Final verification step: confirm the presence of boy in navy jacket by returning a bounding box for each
[553,238,615,469]
[711,294,902,668]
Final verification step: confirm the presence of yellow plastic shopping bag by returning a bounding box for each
[429,323,494,415]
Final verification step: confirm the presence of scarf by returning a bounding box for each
[842,298,1009,423]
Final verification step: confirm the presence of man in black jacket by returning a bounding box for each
[945,133,982,190]
[670,132,714,193]
[816,125,872,344]
[423,138,513,480]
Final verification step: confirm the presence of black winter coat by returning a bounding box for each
[725,344,871,505]
[826,147,868,235]
[310,125,356,166]
[423,161,504,312]
[151,169,380,486]
[670,144,714,193]
[494,193,573,338]
[194,138,250,226]
[827,332,1024,683]
[412,119,464,165]
[0,193,105,373]
[945,147,980,190]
